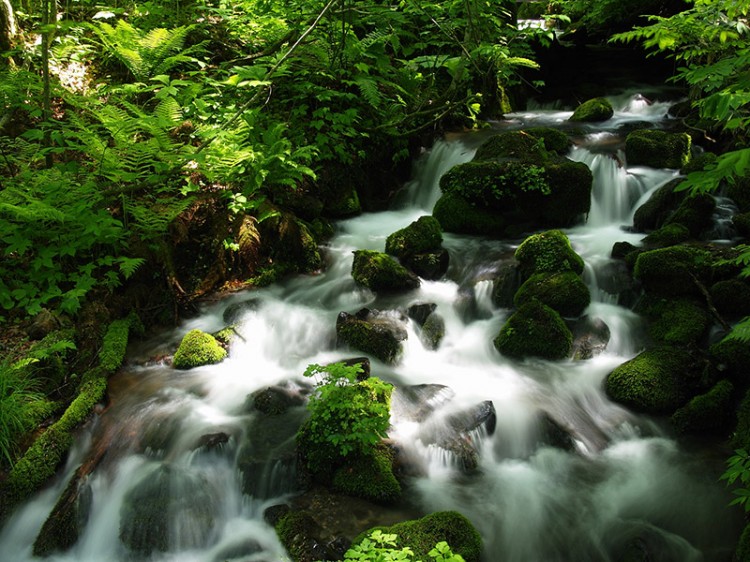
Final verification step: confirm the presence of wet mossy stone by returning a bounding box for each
[275,510,328,562]
[526,127,572,155]
[354,511,482,562]
[514,271,591,318]
[119,465,218,555]
[351,250,420,293]
[633,178,686,232]
[635,296,710,346]
[419,312,446,350]
[404,249,450,280]
[494,299,573,360]
[515,230,585,278]
[671,379,734,434]
[625,129,692,169]
[432,192,508,236]
[472,130,549,164]
[569,97,614,122]
[681,151,717,175]
[641,223,690,248]
[710,279,750,318]
[604,347,695,415]
[222,298,260,324]
[172,329,227,370]
[385,215,443,258]
[331,444,401,504]
[710,335,750,384]
[666,192,716,237]
[541,160,593,225]
[633,245,713,298]
[336,310,407,365]
[260,212,323,273]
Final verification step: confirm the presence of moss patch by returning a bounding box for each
[515,230,585,277]
[494,299,573,360]
[473,130,548,164]
[432,192,507,236]
[332,444,401,504]
[633,245,713,298]
[625,129,692,169]
[385,216,443,259]
[351,250,420,293]
[671,379,734,434]
[514,271,590,318]
[569,97,614,122]
[172,329,227,370]
[635,296,710,346]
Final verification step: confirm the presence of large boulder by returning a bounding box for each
[671,379,734,434]
[569,97,614,122]
[633,245,713,298]
[633,179,686,232]
[336,309,408,365]
[172,329,227,369]
[353,511,482,562]
[385,216,449,280]
[625,129,691,169]
[604,347,702,415]
[432,191,508,236]
[331,444,401,504]
[473,130,549,164]
[494,299,573,360]
[710,279,750,319]
[351,250,420,292]
[514,271,591,318]
[710,335,750,385]
[635,296,711,346]
[515,229,585,278]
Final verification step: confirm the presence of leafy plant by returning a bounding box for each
[300,361,392,471]
[0,358,47,467]
[345,530,466,562]
[721,448,750,511]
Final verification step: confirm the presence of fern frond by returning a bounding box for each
[355,76,384,109]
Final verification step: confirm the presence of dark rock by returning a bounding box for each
[336,309,408,365]
[671,379,734,434]
[404,248,450,280]
[447,400,497,436]
[351,250,420,293]
[385,215,443,258]
[391,384,454,422]
[625,129,691,169]
[537,412,576,451]
[33,476,92,556]
[407,302,438,326]
[419,313,446,350]
[492,263,523,309]
[222,298,260,324]
[710,279,750,319]
[632,178,686,232]
[571,316,611,360]
[264,504,291,526]
[611,241,638,260]
[250,385,307,416]
[194,432,230,451]
[27,309,62,340]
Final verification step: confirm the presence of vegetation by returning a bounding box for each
[172,328,227,369]
[345,530,466,562]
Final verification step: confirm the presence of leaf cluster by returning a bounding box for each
[345,530,466,562]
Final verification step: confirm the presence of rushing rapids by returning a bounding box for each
[0,93,743,561]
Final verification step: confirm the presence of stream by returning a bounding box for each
[0,92,743,561]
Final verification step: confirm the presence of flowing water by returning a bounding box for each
[0,94,743,561]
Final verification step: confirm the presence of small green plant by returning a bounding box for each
[300,361,392,472]
[344,530,466,562]
[0,359,47,467]
[721,448,750,511]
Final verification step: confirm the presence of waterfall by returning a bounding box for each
[1,97,742,562]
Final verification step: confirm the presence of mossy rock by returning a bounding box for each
[633,245,713,298]
[514,271,590,318]
[604,347,696,415]
[385,216,443,259]
[569,97,614,122]
[275,510,326,562]
[331,445,401,504]
[635,296,710,346]
[641,223,690,248]
[710,279,750,318]
[336,310,407,365]
[494,299,573,360]
[472,130,549,164]
[540,160,593,225]
[526,127,572,155]
[666,192,716,237]
[710,335,750,385]
[681,151,717,175]
[319,181,362,218]
[515,230,585,278]
[173,329,227,369]
[432,192,508,236]
[633,179,686,232]
[671,379,734,434]
[404,249,450,280]
[351,250,420,293]
[625,129,691,169]
[259,212,323,273]
[419,312,446,350]
[354,511,482,562]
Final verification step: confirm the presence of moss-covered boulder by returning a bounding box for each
[275,511,333,562]
[515,230,585,278]
[671,379,734,434]
[432,191,508,236]
[569,97,614,122]
[331,444,401,504]
[404,249,450,280]
[419,312,446,350]
[633,245,713,298]
[667,192,716,237]
[385,216,443,258]
[641,223,690,248]
[351,250,420,293]
[336,309,408,365]
[710,335,750,385]
[173,329,227,369]
[514,271,590,318]
[625,130,692,169]
[473,130,549,164]
[354,511,482,562]
[494,299,573,360]
[635,296,711,346]
[527,127,572,155]
[259,211,323,273]
[711,279,750,318]
[604,347,697,415]
[632,178,686,232]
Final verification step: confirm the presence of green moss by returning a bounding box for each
[710,336,750,384]
[711,279,750,318]
[172,329,227,370]
[625,129,692,169]
[681,151,717,175]
[275,511,321,561]
[666,192,715,236]
[526,127,572,155]
[211,326,238,347]
[642,223,690,248]
[324,186,362,217]
[633,178,686,232]
[569,97,614,122]
[671,379,734,434]
[355,511,482,562]
[514,271,590,317]
[635,296,710,346]
[604,347,694,415]
[473,130,548,164]
[494,299,573,360]
[99,318,132,373]
[332,444,401,504]
[336,314,404,365]
[432,192,507,236]
[515,230,585,277]
[385,216,443,259]
[351,250,420,293]
[540,160,593,225]
[633,245,713,298]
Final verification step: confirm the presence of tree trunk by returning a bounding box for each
[0,0,16,58]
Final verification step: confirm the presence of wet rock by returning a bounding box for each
[391,384,454,422]
[625,129,691,169]
[193,432,230,451]
[26,308,62,340]
[264,504,292,526]
[404,248,450,280]
[406,302,438,326]
[447,400,497,436]
[222,298,260,324]
[671,379,734,435]
[514,270,591,318]
[492,263,523,309]
[611,241,639,260]
[537,412,576,451]
[494,299,573,360]
[250,384,308,416]
[419,312,446,350]
[212,538,263,562]
[569,97,614,122]
[632,178,686,232]
[385,215,443,259]
[594,260,636,298]
[351,250,420,293]
[33,476,93,556]
[336,309,408,365]
[571,316,611,360]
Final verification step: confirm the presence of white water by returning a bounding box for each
[0,94,742,561]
